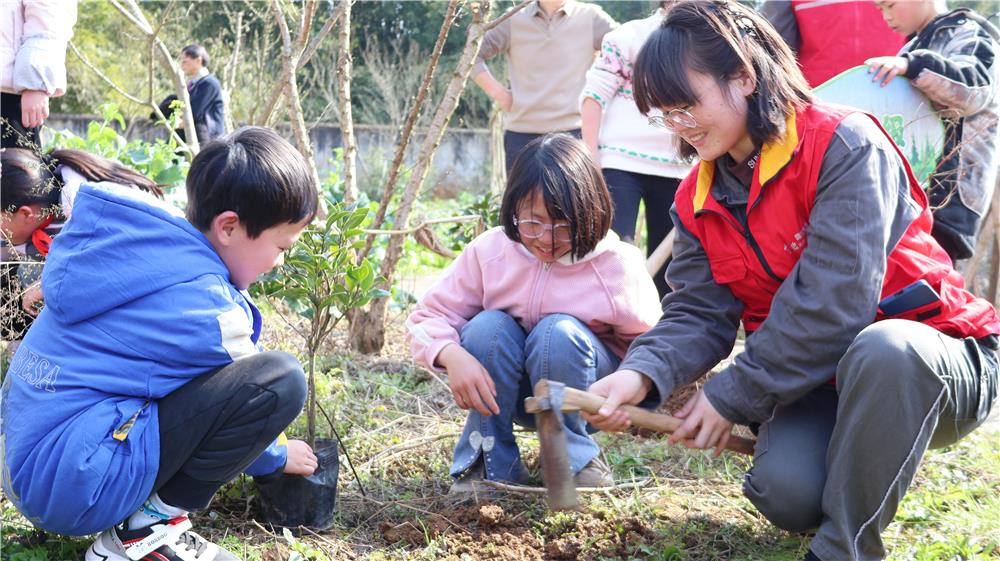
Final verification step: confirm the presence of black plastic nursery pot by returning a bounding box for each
[254,438,340,532]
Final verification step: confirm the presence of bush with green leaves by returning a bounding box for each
[44,102,189,205]
[253,201,388,445]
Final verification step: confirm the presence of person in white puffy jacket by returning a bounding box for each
[1,0,78,149]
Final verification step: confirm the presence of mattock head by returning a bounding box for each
[528,379,578,510]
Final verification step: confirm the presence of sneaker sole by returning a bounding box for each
[85,538,128,561]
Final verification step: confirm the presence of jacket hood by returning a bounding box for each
[42,182,229,323]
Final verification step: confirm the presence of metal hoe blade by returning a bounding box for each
[534,382,578,510]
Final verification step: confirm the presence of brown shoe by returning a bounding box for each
[574,457,614,488]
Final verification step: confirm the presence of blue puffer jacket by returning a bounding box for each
[0,183,287,536]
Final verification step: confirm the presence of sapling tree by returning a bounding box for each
[255,197,387,447]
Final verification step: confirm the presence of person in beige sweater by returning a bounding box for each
[472,0,616,171]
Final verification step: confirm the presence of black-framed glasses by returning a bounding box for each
[514,218,572,243]
[648,108,699,132]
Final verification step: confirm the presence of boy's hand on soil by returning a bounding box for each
[865,56,908,87]
[438,345,500,416]
[582,369,652,432]
[669,389,733,457]
[284,439,318,476]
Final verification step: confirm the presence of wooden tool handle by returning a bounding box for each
[562,386,757,456]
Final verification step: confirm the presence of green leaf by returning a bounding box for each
[153,165,186,185]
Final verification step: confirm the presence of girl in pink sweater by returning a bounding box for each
[406,134,661,492]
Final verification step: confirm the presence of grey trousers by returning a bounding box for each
[153,351,307,511]
[742,320,998,561]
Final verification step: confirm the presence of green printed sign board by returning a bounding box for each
[814,65,945,186]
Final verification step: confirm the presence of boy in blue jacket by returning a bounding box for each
[1,127,319,561]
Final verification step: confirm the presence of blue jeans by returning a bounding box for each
[450,310,620,483]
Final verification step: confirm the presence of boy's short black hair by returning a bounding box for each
[499,134,611,259]
[181,44,210,68]
[185,127,319,238]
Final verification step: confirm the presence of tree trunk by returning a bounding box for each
[272,0,324,211]
[307,352,316,449]
[258,2,342,127]
[963,177,1000,297]
[489,104,506,195]
[358,0,460,261]
[337,0,358,204]
[991,189,1000,307]
[220,10,244,135]
[350,2,494,354]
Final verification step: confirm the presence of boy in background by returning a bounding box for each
[867,0,1000,262]
[2,127,319,561]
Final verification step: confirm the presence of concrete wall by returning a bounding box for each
[45,115,494,197]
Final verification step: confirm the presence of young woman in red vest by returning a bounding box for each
[582,2,999,561]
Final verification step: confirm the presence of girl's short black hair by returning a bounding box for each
[185,127,319,238]
[499,134,611,259]
[633,0,812,159]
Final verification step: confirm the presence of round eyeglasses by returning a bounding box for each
[648,108,698,132]
[514,218,572,243]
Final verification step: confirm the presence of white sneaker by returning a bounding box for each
[85,515,239,561]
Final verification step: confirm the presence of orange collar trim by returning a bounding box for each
[691,111,799,213]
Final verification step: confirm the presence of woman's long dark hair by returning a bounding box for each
[633,0,813,159]
[2,148,162,213]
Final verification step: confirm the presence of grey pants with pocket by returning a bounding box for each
[743,320,998,561]
[153,351,307,511]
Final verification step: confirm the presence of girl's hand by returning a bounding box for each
[21,282,43,316]
[581,369,652,432]
[20,90,50,128]
[865,56,908,87]
[669,389,733,457]
[283,439,319,476]
[438,344,500,416]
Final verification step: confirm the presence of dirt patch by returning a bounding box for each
[378,503,663,560]
[379,505,543,560]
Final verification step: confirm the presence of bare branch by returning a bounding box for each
[488,105,505,194]
[271,0,324,215]
[108,0,150,33]
[481,0,532,33]
[359,0,460,260]
[296,0,318,53]
[361,214,481,236]
[221,10,244,134]
[258,1,340,127]
[337,0,358,204]
[300,3,345,68]
[111,0,200,153]
[69,42,144,105]
[151,0,176,37]
[351,2,493,353]
[69,42,189,151]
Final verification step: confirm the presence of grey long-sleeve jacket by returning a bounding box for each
[901,9,1000,260]
[620,114,919,425]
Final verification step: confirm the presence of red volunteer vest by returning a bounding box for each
[792,0,906,87]
[674,103,999,339]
